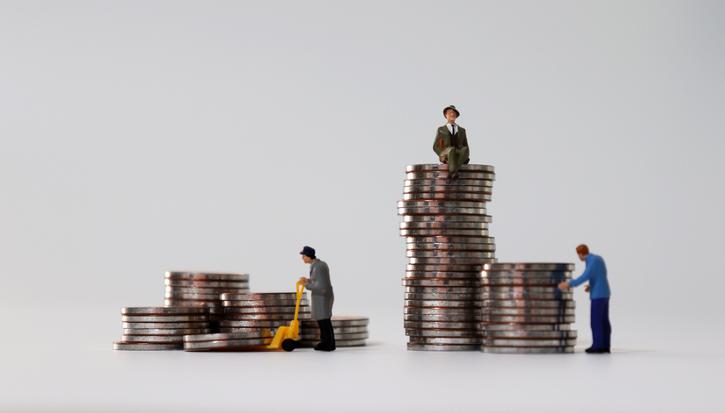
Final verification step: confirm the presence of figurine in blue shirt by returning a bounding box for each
[559,244,612,354]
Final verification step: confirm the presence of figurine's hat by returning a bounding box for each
[443,105,460,117]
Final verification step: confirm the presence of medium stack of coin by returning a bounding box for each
[182,331,273,351]
[399,164,496,351]
[113,307,211,351]
[164,271,250,329]
[299,315,370,347]
[218,292,311,334]
[480,263,577,353]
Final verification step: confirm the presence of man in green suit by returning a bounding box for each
[433,105,470,178]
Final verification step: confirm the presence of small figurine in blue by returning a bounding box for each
[559,244,612,353]
[298,246,336,351]
[433,105,470,178]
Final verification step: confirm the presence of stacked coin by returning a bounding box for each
[219,292,311,334]
[399,164,496,351]
[299,315,370,347]
[480,263,577,353]
[183,331,273,351]
[113,307,211,351]
[164,271,250,329]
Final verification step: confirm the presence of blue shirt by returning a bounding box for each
[569,253,611,299]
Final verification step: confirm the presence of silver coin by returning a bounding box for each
[407,343,479,351]
[403,215,492,223]
[404,321,478,329]
[484,323,573,331]
[223,307,309,314]
[398,200,487,208]
[480,286,564,293]
[401,222,489,230]
[405,329,479,337]
[479,292,573,301]
[404,286,479,294]
[481,300,575,309]
[219,320,286,328]
[401,229,490,237]
[164,286,249,294]
[408,257,493,265]
[405,307,479,315]
[407,250,495,258]
[409,336,480,345]
[405,270,481,278]
[122,321,210,329]
[480,315,575,323]
[163,299,221,307]
[485,308,575,316]
[164,279,250,288]
[300,326,369,334]
[404,314,478,322]
[405,172,496,180]
[222,313,310,321]
[483,330,578,339]
[402,280,480,288]
[164,291,222,300]
[407,264,490,272]
[405,299,481,308]
[121,315,209,322]
[481,270,572,278]
[407,244,496,253]
[183,331,273,342]
[183,338,271,351]
[121,307,208,315]
[480,278,569,286]
[113,341,182,351]
[398,207,488,216]
[301,316,369,327]
[123,328,211,335]
[301,332,369,341]
[482,263,575,271]
[404,179,494,187]
[165,271,250,281]
[403,186,494,196]
[220,292,301,301]
[404,293,479,301]
[120,335,184,343]
[482,338,577,347]
[406,164,495,173]
[482,346,574,354]
[222,300,309,308]
[406,236,495,244]
[402,193,492,202]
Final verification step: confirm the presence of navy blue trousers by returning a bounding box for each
[590,298,612,350]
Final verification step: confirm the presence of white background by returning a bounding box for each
[1,1,723,412]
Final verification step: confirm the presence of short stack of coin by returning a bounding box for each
[399,164,496,351]
[183,331,273,351]
[299,315,370,347]
[164,271,250,329]
[480,263,577,353]
[113,307,211,351]
[219,292,311,334]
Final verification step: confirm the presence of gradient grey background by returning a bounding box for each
[1,1,723,412]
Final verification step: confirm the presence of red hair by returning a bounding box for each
[576,244,589,255]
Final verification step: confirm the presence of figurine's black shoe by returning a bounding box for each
[314,343,335,352]
[585,347,610,354]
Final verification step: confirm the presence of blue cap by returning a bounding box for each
[299,246,316,258]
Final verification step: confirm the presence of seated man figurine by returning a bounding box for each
[433,105,470,178]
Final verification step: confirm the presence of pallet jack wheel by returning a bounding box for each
[282,338,298,352]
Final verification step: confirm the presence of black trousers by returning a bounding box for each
[317,318,336,349]
[591,298,612,350]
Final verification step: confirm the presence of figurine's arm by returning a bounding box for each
[433,128,447,156]
[568,264,593,288]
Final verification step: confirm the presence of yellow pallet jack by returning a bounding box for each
[266,280,305,351]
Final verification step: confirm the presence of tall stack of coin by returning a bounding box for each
[183,331,273,351]
[299,315,370,347]
[164,271,250,329]
[219,292,311,334]
[113,307,211,351]
[399,164,496,351]
[480,263,577,353]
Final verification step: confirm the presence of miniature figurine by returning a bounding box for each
[433,105,470,178]
[559,244,612,354]
[298,246,336,351]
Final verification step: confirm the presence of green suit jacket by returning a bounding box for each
[433,125,469,159]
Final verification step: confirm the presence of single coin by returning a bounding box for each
[164,291,223,300]
[407,343,479,351]
[163,299,220,307]
[482,346,574,354]
[401,229,490,237]
[223,307,309,314]
[121,307,208,315]
[222,313,309,321]
[405,271,481,278]
[398,200,487,208]
[113,341,182,351]
[482,338,577,347]
[183,338,271,351]
[404,179,494,187]
[481,300,575,309]
[403,186,494,196]
[164,279,251,288]
[301,332,369,341]
[405,329,479,338]
[219,320,286,328]
[482,263,575,272]
[120,335,184,343]
[183,331,273,342]
[484,308,575,316]
[398,207,487,216]
[402,193,492,202]
[122,321,211,329]
[409,336,480,345]
[123,328,211,335]
[404,286,480,294]
[404,314,479,322]
[164,286,249,294]
[406,164,495,173]
[222,299,309,307]
[220,292,301,301]
[402,280,480,288]
[404,307,479,315]
[404,293,479,301]
[405,299,481,308]
[480,286,565,293]
[484,323,573,331]
[481,270,573,278]
[407,264,490,272]
[401,222,489,230]
[404,321,478,329]
[403,215,492,223]
[480,315,575,323]
[300,326,369,334]
[483,330,578,339]
[408,257,494,265]
[407,244,496,253]
[405,172,496,180]
[406,236,495,244]
[301,316,369,327]
[407,250,495,258]
[480,279,569,287]
[121,315,209,323]
[478,292,573,301]
[165,271,250,281]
